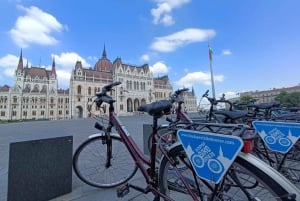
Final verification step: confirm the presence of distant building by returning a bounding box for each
[0,50,69,121]
[182,87,197,113]
[69,47,174,118]
[240,85,300,103]
[0,47,198,120]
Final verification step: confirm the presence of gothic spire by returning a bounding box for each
[51,56,57,76]
[102,44,107,59]
[17,49,23,71]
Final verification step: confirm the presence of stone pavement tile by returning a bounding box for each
[0,114,163,201]
[50,175,154,201]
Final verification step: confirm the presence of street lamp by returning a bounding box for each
[208,44,216,99]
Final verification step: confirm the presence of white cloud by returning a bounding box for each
[222,49,232,55]
[0,52,90,88]
[150,28,216,52]
[160,14,174,26]
[149,61,169,75]
[140,54,150,62]
[52,52,90,70]
[9,5,63,48]
[175,71,224,88]
[87,55,98,62]
[0,54,22,81]
[51,52,91,88]
[220,91,238,99]
[151,0,190,26]
[56,70,71,89]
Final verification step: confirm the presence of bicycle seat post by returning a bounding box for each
[149,114,159,179]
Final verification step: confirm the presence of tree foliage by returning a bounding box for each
[231,91,300,110]
[275,91,300,107]
[233,95,257,109]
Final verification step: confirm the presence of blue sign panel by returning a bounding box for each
[177,129,243,184]
[252,121,300,153]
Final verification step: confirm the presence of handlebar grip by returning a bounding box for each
[175,88,189,95]
[166,116,173,122]
[103,81,122,91]
[202,89,209,97]
[110,81,122,87]
[95,122,104,130]
[180,88,189,93]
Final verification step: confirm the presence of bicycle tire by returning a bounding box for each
[73,133,138,188]
[147,126,176,162]
[253,138,300,189]
[159,142,299,201]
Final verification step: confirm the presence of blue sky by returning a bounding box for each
[0,0,300,101]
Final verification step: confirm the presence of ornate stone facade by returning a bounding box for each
[0,50,69,120]
[70,47,174,118]
[0,48,200,120]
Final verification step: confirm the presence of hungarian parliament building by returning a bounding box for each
[0,48,198,121]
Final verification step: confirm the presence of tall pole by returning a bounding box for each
[208,43,216,99]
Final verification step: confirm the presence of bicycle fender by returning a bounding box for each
[88,132,120,139]
[238,152,300,199]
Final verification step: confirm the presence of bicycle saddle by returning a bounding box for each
[138,100,172,117]
[247,101,280,110]
[214,110,248,120]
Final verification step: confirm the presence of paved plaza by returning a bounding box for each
[0,113,181,201]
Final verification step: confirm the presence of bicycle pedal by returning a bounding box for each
[117,183,130,197]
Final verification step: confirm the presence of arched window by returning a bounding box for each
[13,96,17,103]
[77,85,81,95]
[88,87,91,95]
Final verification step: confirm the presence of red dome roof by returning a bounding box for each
[94,57,113,72]
[94,46,113,72]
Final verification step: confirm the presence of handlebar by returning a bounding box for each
[201,90,233,110]
[101,81,121,94]
[170,88,189,104]
[175,88,189,95]
[94,81,122,106]
[202,89,209,98]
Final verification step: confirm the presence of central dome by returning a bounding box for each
[94,46,113,72]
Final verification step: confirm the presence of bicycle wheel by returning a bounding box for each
[147,126,176,162]
[159,143,299,201]
[73,133,138,188]
[253,138,300,189]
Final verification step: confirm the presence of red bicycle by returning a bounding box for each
[73,82,299,201]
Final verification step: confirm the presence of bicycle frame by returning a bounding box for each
[76,84,299,200]
[175,101,191,123]
[169,89,255,155]
[105,100,199,200]
[199,95,300,186]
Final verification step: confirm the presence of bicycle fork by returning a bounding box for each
[95,121,114,168]
[104,135,113,168]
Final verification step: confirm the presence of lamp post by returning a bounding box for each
[208,44,216,99]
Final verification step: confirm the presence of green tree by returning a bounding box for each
[275,91,300,107]
[233,95,256,109]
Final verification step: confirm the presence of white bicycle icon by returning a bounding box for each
[192,155,223,174]
[192,154,205,168]
[207,159,223,174]
[264,136,291,147]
